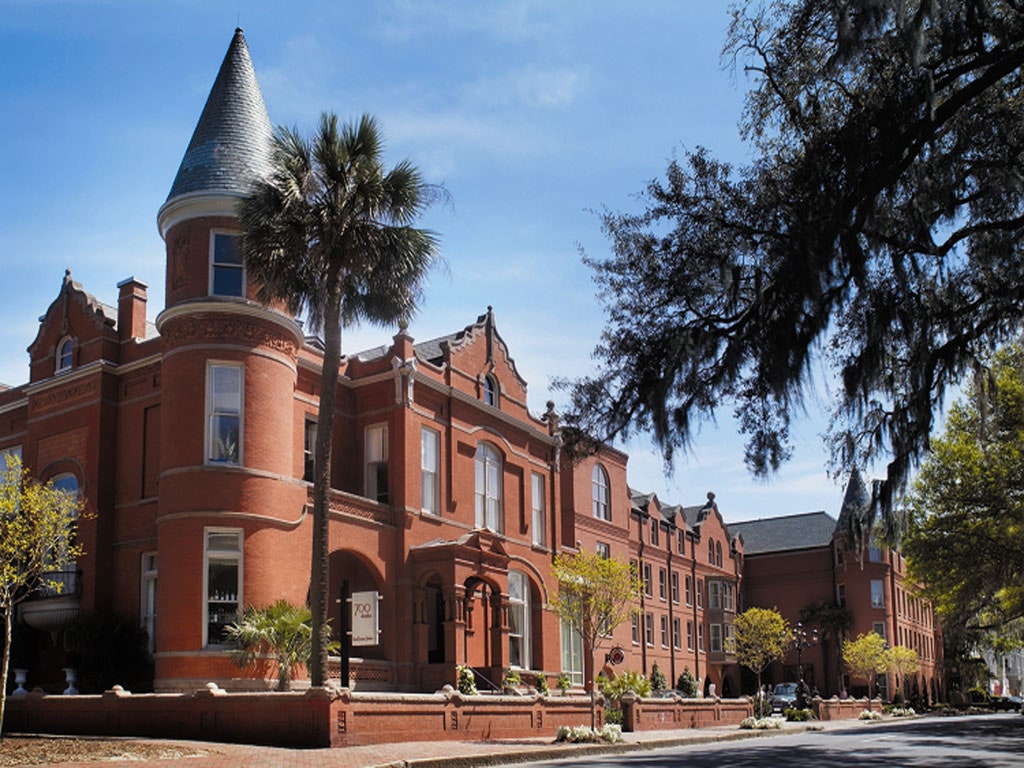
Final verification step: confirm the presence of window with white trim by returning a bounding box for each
[303,418,317,482]
[697,578,704,608]
[650,518,659,546]
[474,442,503,531]
[482,374,498,407]
[709,580,721,609]
[710,623,722,652]
[658,568,667,601]
[508,570,531,669]
[671,572,679,604]
[631,613,640,645]
[207,363,242,465]
[365,424,388,503]
[56,337,74,373]
[47,473,79,596]
[205,529,242,646]
[660,615,669,647]
[672,617,681,649]
[687,620,694,651]
[643,563,653,597]
[872,621,887,640]
[421,427,440,514]
[210,232,244,297]
[592,464,610,520]
[870,579,884,608]
[141,552,157,654]
[531,472,545,544]
[0,444,21,483]
[561,619,583,686]
[698,623,705,652]
[596,541,610,559]
[724,622,735,653]
[645,612,654,646]
[685,575,693,606]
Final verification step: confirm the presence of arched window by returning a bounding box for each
[474,442,503,531]
[708,538,715,564]
[592,464,610,521]
[482,374,498,407]
[508,570,531,669]
[56,337,74,373]
[715,540,723,567]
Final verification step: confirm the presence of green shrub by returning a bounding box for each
[753,695,774,719]
[457,665,478,695]
[535,674,550,696]
[599,670,652,702]
[650,662,667,692]
[676,667,698,697]
[784,707,815,722]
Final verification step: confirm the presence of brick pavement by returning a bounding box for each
[39,718,886,768]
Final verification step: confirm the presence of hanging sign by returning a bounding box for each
[349,591,381,647]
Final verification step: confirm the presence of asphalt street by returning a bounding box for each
[523,714,1024,768]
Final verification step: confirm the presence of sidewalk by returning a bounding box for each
[31,717,878,768]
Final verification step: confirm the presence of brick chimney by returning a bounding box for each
[117,277,149,341]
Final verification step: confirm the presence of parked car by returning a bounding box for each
[992,695,1021,712]
[771,682,798,712]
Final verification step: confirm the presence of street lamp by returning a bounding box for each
[792,622,819,708]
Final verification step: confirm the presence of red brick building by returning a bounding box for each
[0,29,942,701]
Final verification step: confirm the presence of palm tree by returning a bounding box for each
[240,113,441,686]
[225,600,333,691]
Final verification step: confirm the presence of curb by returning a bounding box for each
[392,723,818,768]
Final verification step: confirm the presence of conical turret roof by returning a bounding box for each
[165,28,273,203]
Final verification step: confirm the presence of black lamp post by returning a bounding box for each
[792,622,819,709]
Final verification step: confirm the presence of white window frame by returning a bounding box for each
[474,442,503,532]
[303,417,317,482]
[658,568,667,601]
[508,570,531,669]
[141,552,157,654]
[204,528,243,648]
[643,563,653,597]
[45,473,79,596]
[710,623,722,653]
[561,619,584,686]
[671,572,679,604]
[672,617,681,649]
[209,231,245,297]
[872,621,887,641]
[870,579,884,608]
[531,472,545,545]
[596,541,610,559]
[482,374,499,407]
[421,427,440,515]
[687,620,694,651]
[685,575,693,606]
[591,464,610,520]
[631,613,640,645]
[365,423,389,503]
[650,518,659,546]
[709,580,721,609]
[645,612,654,647]
[660,615,669,648]
[56,336,74,374]
[206,362,243,465]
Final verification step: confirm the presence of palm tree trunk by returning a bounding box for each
[309,277,343,687]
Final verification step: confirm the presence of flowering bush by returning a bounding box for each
[740,716,785,730]
[859,709,882,720]
[888,706,916,717]
[555,724,623,743]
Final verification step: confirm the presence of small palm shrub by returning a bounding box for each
[224,600,332,691]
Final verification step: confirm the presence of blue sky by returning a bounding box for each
[0,0,851,522]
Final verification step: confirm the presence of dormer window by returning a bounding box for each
[56,337,74,374]
[210,232,244,297]
[482,374,498,407]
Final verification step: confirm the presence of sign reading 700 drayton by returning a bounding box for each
[350,591,381,647]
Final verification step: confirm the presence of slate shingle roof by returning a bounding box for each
[166,28,273,202]
[727,511,838,555]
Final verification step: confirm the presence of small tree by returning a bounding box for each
[0,453,85,736]
[676,667,698,697]
[884,645,920,704]
[649,662,667,692]
[549,551,641,731]
[734,607,790,695]
[843,632,888,700]
[224,600,332,691]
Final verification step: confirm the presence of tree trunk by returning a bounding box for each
[309,279,343,687]
[0,609,11,739]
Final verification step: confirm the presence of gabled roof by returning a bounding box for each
[726,511,837,555]
[165,28,273,203]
